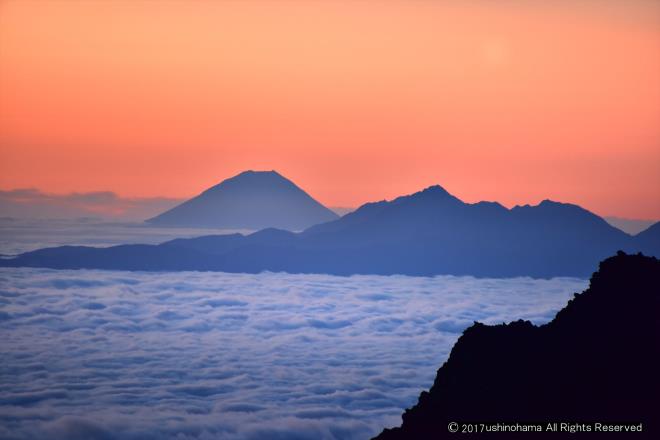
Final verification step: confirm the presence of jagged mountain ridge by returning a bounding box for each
[374,252,660,439]
[2,186,658,277]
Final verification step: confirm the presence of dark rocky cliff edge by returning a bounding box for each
[374,252,659,439]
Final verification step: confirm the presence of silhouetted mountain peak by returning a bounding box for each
[237,169,286,180]
[420,184,451,196]
[511,198,621,232]
[516,199,595,215]
[514,199,578,210]
[385,185,463,211]
[203,169,295,194]
[410,184,456,200]
[538,199,587,211]
[146,170,338,230]
[241,169,278,175]
[470,200,507,212]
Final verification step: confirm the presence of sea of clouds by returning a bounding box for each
[0,217,249,256]
[0,268,587,439]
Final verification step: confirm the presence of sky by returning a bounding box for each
[1,1,659,219]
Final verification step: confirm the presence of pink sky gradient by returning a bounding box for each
[1,1,659,218]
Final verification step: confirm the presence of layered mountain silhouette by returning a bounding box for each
[146,170,338,230]
[2,185,658,277]
[373,252,659,439]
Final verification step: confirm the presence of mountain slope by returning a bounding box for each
[146,170,338,230]
[2,186,657,277]
[633,221,660,256]
[374,252,659,439]
[297,186,635,276]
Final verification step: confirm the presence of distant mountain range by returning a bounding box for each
[146,170,338,230]
[2,185,658,277]
[373,252,659,439]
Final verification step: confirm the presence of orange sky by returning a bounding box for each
[1,1,659,218]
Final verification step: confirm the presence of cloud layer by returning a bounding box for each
[0,218,250,256]
[0,188,182,221]
[0,268,586,439]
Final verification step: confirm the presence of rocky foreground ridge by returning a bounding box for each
[374,252,659,439]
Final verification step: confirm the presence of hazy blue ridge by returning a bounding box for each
[2,185,658,278]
